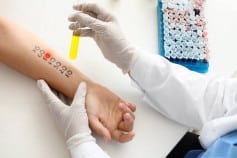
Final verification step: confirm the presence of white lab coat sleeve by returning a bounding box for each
[69,141,110,158]
[129,53,228,130]
[199,79,237,148]
[199,115,237,148]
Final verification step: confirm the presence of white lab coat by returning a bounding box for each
[130,53,237,148]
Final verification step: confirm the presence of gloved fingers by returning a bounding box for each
[71,82,87,109]
[84,11,97,19]
[89,115,111,142]
[118,113,134,132]
[76,29,95,37]
[112,130,135,143]
[68,21,85,30]
[68,12,105,31]
[37,80,65,112]
[79,28,94,37]
[69,11,96,28]
[73,3,116,22]
[69,24,94,37]
[68,20,85,29]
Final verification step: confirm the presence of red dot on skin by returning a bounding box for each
[44,52,51,59]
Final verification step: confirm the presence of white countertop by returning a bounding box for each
[0,0,237,158]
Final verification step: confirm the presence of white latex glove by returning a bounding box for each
[37,80,95,149]
[68,3,139,73]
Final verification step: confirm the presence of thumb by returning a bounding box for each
[37,80,65,114]
[71,82,87,109]
[89,115,111,142]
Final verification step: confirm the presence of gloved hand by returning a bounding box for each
[68,3,139,73]
[37,80,95,149]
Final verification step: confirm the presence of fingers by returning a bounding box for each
[118,102,135,120]
[73,3,115,21]
[127,103,136,112]
[79,28,94,37]
[118,113,134,132]
[117,102,135,133]
[112,130,135,143]
[68,12,105,31]
[89,114,135,142]
[89,115,111,142]
[119,132,135,143]
[37,80,65,112]
[114,108,136,143]
[71,82,87,109]
[69,25,94,37]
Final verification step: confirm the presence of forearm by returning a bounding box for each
[0,16,91,98]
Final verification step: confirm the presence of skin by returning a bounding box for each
[0,16,136,142]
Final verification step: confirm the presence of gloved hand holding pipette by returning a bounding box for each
[68,3,140,73]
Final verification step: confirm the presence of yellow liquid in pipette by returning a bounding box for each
[69,33,80,60]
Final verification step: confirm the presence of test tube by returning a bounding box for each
[69,30,80,60]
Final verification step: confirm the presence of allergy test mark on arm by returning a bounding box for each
[32,46,73,78]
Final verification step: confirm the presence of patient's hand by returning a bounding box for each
[86,82,136,142]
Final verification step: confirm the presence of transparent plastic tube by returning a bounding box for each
[69,31,80,60]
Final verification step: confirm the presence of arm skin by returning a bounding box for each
[0,16,135,142]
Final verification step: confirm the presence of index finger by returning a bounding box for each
[73,3,116,22]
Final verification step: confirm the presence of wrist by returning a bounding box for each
[70,68,94,97]
[69,141,110,158]
[119,46,140,74]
